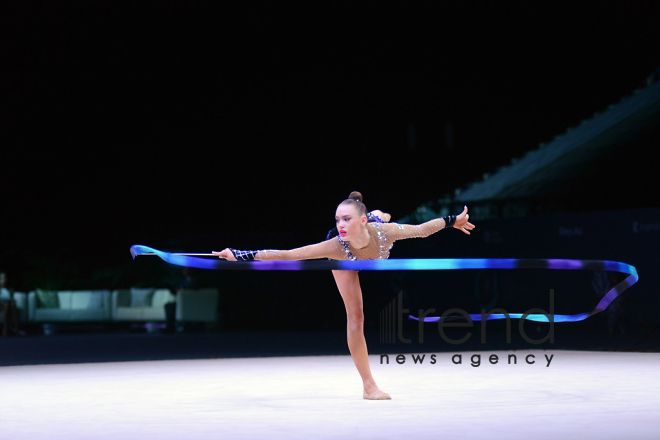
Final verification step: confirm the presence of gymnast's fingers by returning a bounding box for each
[213,250,232,260]
[217,248,237,261]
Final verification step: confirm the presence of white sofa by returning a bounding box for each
[27,290,112,322]
[111,288,175,321]
[1,288,28,324]
[111,288,219,323]
[23,287,219,325]
[176,288,219,323]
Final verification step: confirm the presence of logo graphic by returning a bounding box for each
[380,290,555,345]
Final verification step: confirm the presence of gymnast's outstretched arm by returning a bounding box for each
[383,206,475,240]
[212,239,344,262]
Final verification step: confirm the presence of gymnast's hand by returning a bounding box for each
[454,206,475,235]
[212,249,237,261]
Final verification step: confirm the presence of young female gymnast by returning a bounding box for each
[213,191,475,400]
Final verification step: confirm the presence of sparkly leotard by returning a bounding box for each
[337,222,391,260]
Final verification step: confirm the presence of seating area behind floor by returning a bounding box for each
[3,287,219,336]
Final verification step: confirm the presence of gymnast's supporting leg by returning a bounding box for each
[332,269,391,400]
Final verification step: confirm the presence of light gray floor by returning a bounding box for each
[3,350,659,439]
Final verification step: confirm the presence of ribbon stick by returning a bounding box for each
[130,244,638,323]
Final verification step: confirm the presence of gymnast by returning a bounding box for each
[213,191,475,400]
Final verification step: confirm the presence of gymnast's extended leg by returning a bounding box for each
[332,269,391,400]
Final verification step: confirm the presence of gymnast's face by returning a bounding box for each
[335,203,367,241]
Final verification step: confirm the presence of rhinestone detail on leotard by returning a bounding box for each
[337,235,357,260]
[336,223,394,261]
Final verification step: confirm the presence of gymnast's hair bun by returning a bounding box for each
[348,191,363,203]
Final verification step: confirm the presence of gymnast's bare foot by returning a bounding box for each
[363,387,391,400]
[363,381,391,400]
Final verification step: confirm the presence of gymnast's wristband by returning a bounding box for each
[229,248,259,261]
[441,215,456,229]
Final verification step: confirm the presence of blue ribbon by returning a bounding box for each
[130,244,638,323]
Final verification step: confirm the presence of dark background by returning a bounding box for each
[2,1,659,295]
